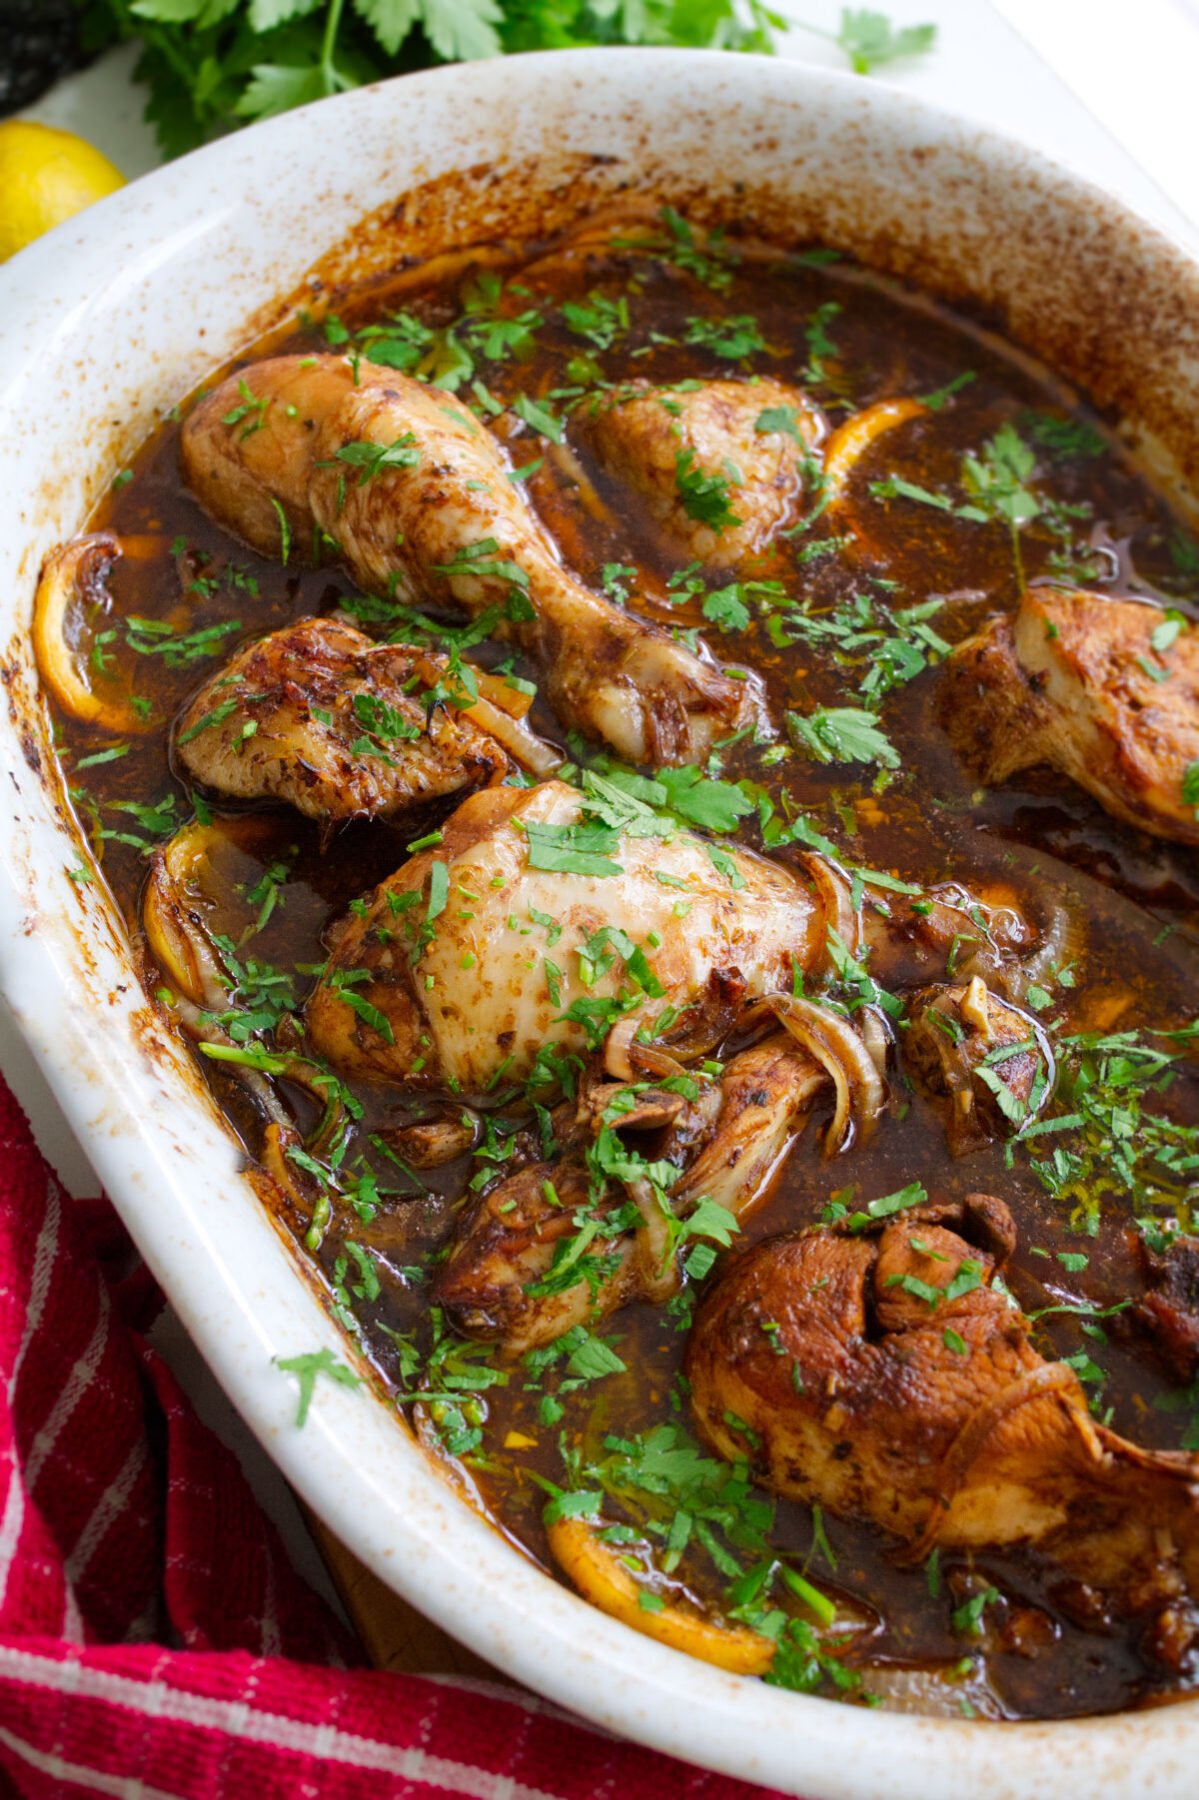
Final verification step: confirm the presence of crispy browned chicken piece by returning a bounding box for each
[941,586,1199,844]
[175,616,506,824]
[687,1197,1199,1629]
[590,378,821,567]
[904,977,1050,1155]
[181,355,749,766]
[435,1037,829,1353]
[305,778,821,1093]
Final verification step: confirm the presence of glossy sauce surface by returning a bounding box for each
[54,215,1199,1720]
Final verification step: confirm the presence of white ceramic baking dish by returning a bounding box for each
[3,48,1199,1799]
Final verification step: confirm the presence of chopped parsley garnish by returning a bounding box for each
[562,292,629,351]
[838,1181,928,1233]
[1023,1026,1199,1234]
[392,1306,509,1459]
[614,206,737,291]
[776,589,949,707]
[177,698,240,745]
[802,302,841,384]
[951,1585,999,1638]
[755,404,806,441]
[871,421,1042,578]
[513,393,563,443]
[1025,411,1107,460]
[1183,760,1199,813]
[524,819,624,878]
[329,433,421,484]
[351,690,420,746]
[786,706,900,770]
[124,615,243,669]
[684,314,765,359]
[221,377,270,438]
[326,968,394,1043]
[701,586,751,632]
[275,1348,361,1427]
[674,449,742,533]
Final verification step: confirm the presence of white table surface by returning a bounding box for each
[9,0,1199,1626]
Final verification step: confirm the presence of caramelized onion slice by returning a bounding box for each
[626,1177,680,1303]
[261,1120,309,1206]
[763,994,887,1153]
[471,664,533,721]
[33,535,155,735]
[802,853,862,956]
[461,690,561,778]
[602,1013,693,1085]
[547,1515,774,1677]
[823,399,924,507]
[412,652,561,777]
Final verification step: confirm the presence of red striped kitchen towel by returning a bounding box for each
[0,1075,782,1799]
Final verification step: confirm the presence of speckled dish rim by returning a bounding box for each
[2,49,1199,1800]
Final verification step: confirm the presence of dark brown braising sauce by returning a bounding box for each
[53,216,1199,1720]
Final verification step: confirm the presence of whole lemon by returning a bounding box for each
[0,121,125,263]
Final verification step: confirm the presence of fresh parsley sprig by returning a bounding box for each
[793,8,937,76]
[78,0,798,157]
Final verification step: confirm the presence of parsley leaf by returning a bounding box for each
[1183,760,1199,812]
[88,8,791,159]
[675,449,742,533]
[755,404,805,441]
[786,706,900,769]
[655,765,755,833]
[525,820,624,878]
[275,1347,362,1427]
[329,433,421,484]
[803,8,938,75]
[701,585,751,632]
[684,314,765,359]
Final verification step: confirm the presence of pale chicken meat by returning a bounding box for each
[687,1197,1199,1623]
[175,616,506,824]
[436,1037,829,1352]
[181,355,749,766]
[305,778,821,1093]
[590,377,822,567]
[941,586,1199,845]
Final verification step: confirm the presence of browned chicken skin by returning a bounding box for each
[941,586,1199,844]
[436,1036,829,1352]
[175,616,506,823]
[687,1197,1199,1633]
[590,377,821,567]
[181,355,750,766]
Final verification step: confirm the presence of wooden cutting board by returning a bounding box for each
[305,1509,517,1684]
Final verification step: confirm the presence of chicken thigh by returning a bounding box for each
[182,356,749,766]
[175,616,506,824]
[590,378,821,567]
[305,777,821,1091]
[941,586,1199,844]
[688,1196,1199,1619]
